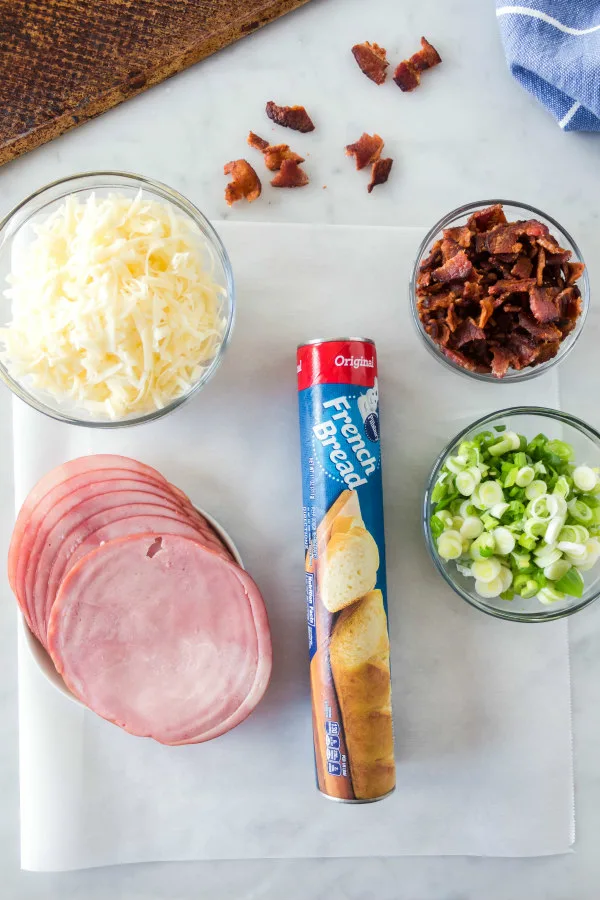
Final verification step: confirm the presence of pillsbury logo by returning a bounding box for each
[357,378,380,443]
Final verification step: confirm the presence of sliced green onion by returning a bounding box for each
[492,527,515,556]
[499,566,513,592]
[534,547,562,568]
[554,566,584,597]
[490,502,510,520]
[567,498,593,524]
[446,456,466,475]
[546,440,575,462]
[511,551,531,571]
[516,466,535,487]
[544,517,566,545]
[478,481,504,508]
[537,586,566,605]
[451,516,464,532]
[437,531,463,560]
[459,500,476,518]
[525,480,547,501]
[544,559,571,582]
[470,533,496,560]
[475,575,504,598]
[455,470,477,496]
[573,466,598,493]
[514,575,539,599]
[553,475,571,498]
[557,541,587,560]
[460,516,484,540]
[519,534,537,551]
[472,557,502,583]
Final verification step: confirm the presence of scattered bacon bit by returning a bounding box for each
[393,37,441,92]
[264,144,305,171]
[270,158,309,188]
[247,131,269,152]
[223,159,261,206]
[346,133,384,170]
[367,157,393,193]
[266,101,315,133]
[415,203,585,378]
[352,42,389,84]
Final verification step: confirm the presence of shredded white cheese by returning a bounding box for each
[0,191,228,418]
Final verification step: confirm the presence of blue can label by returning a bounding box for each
[298,339,395,802]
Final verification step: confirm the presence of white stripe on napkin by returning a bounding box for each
[497,5,600,36]
[558,101,581,129]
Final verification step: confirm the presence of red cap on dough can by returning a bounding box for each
[297,338,396,802]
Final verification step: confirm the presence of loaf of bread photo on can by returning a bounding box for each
[317,490,395,801]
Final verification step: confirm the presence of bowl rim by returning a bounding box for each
[21,504,245,705]
[0,170,235,428]
[409,198,590,384]
[423,405,600,622]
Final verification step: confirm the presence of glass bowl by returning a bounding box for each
[424,407,600,622]
[0,172,235,427]
[410,200,589,383]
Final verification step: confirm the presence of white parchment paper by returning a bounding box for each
[15,224,573,870]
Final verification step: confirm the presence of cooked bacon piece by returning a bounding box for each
[488,278,536,295]
[447,302,459,332]
[346,133,384,170]
[518,311,562,341]
[263,144,305,171]
[467,204,507,233]
[416,203,585,378]
[557,286,582,320]
[368,157,393,193]
[224,160,261,206]
[425,320,450,346]
[247,131,269,152]
[394,37,441,91]
[441,347,486,373]
[566,262,585,284]
[529,285,560,323]
[432,250,473,283]
[491,346,512,378]
[393,61,420,92]
[352,42,389,84]
[270,159,309,188]
[453,318,485,347]
[421,240,443,271]
[511,255,533,279]
[444,226,473,248]
[479,297,494,329]
[266,101,315,133]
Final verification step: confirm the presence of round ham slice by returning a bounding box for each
[39,506,234,642]
[8,455,173,592]
[48,535,272,744]
[19,476,196,640]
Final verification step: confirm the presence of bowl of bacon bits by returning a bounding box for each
[411,201,589,381]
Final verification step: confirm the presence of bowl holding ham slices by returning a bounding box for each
[10,454,273,744]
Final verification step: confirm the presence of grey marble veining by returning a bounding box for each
[1,0,600,897]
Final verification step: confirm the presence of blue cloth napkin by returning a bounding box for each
[496,1,600,131]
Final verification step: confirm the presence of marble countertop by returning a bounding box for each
[1,0,600,896]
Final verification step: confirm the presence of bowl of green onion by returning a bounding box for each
[424,407,600,622]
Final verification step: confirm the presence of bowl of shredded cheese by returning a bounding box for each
[0,172,234,425]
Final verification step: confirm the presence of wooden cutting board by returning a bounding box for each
[0,0,311,167]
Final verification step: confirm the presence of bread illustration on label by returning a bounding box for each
[329,590,395,800]
[320,525,379,613]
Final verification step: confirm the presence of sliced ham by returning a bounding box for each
[18,475,195,640]
[37,502,233,642]
[8,455,173,591]
[48,535,272,744]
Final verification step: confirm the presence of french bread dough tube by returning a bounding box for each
[297,338,396,802]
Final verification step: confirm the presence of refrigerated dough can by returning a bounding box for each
[297,338,396,803]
